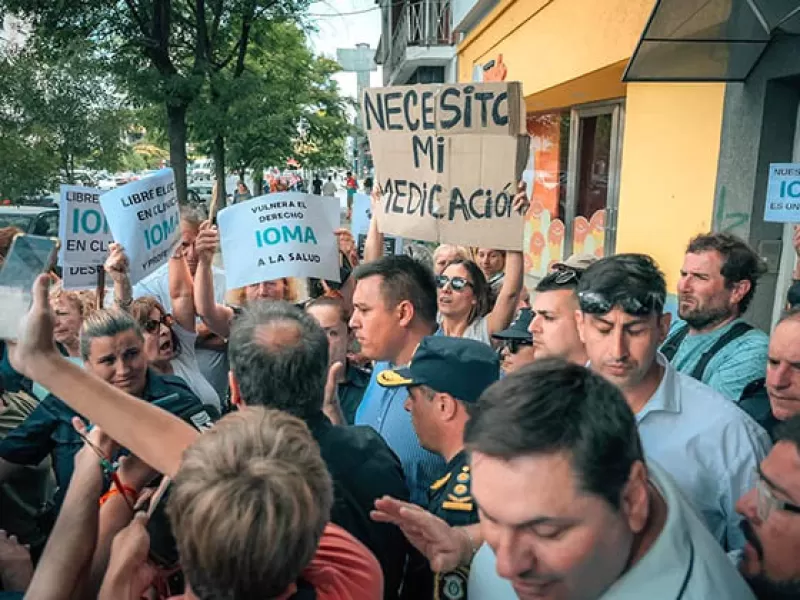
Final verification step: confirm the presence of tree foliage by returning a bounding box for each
[0,40,129,198]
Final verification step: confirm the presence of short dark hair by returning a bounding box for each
[443,258,491,324]
[577,254,666,317]
[353,254,437,326]
[686,233,767,314]
[776,413,800,450]
[229,301,329,420]
[535,269,583,293]
[787,282,800,310]
[465,359,644,509]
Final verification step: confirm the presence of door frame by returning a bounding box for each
[563,100,625,257]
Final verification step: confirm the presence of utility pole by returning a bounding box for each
[336,43,377,179]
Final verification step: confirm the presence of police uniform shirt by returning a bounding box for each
[428,449,479,600]
[0,370,217,508]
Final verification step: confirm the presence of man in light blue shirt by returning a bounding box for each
[576,254,771,552]
[352,255,445,505]
[662,233,768,402]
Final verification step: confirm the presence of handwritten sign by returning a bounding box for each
[99,169,180,284]
[765,163,800,223]
[58,185,113,267]
[217,192,340,290]
[351,193,404,258]
[362,82,529,250]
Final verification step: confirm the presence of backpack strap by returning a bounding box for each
[661,325,690,361]
[690,322,754,381]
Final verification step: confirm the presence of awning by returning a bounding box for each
[623,0,800,82]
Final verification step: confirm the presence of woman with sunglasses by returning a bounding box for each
[105,243,221,413]
[192,220,300,338]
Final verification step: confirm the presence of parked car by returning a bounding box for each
[188,182,213,205]
[0,205,60,236]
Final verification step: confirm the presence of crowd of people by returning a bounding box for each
[0,184,799,599]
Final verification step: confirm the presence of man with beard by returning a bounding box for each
[661,233,768,403]
[737,414,800,599]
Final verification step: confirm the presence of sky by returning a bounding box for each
[307,0,384,99]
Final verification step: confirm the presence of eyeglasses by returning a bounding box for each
[142,313,174,333]
[503,339,533,354]
[754,468,800,521]
[552,269,579,285]
[436,275,473,292]
[578,291,664,317]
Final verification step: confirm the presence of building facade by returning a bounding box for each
[457,0,800,330]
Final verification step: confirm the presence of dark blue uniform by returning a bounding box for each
[0,370,217,508]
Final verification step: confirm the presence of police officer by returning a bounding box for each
[373,336,500,600]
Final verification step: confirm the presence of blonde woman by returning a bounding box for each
[193,220,299,338]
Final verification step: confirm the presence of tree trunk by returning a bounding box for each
[166,103,189,204]
[252,166,263,196]
[212,134,227,206]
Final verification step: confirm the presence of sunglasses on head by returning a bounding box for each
[143,313,174,333]
[578,291,664,317]
[436,275,473,292]
[552,268,580,285]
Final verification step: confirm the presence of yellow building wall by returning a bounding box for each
[616,83,726,291]
[458,0,654,101]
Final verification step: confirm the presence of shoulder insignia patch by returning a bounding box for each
[452,483,468,496]
[456,472,470,483]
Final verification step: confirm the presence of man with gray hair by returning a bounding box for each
[228,300,409,599]
[0,308,215,510]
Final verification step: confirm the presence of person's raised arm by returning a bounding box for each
[363,186,385,264]
[104,243,132,312]
[193,220,234,338]
[24,420,112,600]
[486,186,529,337]
[168,249,196,333]
[6,276,198,478]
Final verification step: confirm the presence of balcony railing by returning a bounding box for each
[385,0,452,79]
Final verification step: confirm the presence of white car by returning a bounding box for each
[97,178,117,191]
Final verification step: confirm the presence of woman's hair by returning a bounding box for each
[49,284,96,318]
[129,296,181,358]
[168,407,332,599]
[226,277,300,306]
[305,295,349,325]
[0,226,23,265]
[443,258,492,325]
[79,309,142,361]
[433,244,471,265]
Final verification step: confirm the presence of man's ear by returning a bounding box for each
[658,311,672,344]
[575,310,587,344]
[621,460,650,534]
[730,279,752,308]
[397,299,415,328]
[229,371,244,407]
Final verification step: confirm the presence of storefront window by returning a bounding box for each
[523,111,570,277]
[573,114,611,258]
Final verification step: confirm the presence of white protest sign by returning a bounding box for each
[217,192,340,290]
[99,169,180,284]
[62,264,111,291]
[765,163,800,223]
[363,82,530,250]
[351,193,404,257]
[58,185,113,266]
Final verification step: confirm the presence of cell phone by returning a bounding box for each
[0,234,58,340]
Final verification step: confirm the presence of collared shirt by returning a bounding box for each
[468,463,756,600]
[356,361,447,506]
[637,354,771,551]
[664,318,769,401]
[306,412,408,599]
[0,370,217,508]
[337,362,371,425]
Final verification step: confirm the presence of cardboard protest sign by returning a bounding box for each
[765,163,800,223]
[351,193,404,258]
[58,185,113,266]
[362,82,530,250]
[99,169,180,284]
[216,192,340,290]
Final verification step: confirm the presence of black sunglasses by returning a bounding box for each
[503,339,533,354]
[578,291,664,317]
[552,269,580,285]
[436,275,473,292]
[142,313,174,333]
